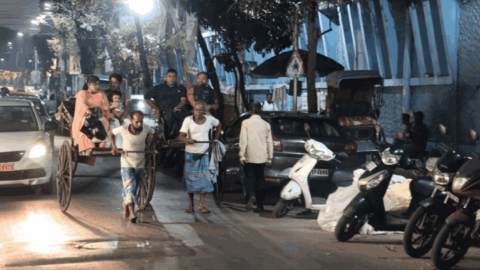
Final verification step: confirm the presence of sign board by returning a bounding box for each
[286,51,306,78]
[69,55,81,75]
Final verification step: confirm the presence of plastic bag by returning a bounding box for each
[317,169,410,234]
[235,166,246,186]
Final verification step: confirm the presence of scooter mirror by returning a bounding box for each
[470,128,479,141]
[439,124,447,135]
[304,122,310,133]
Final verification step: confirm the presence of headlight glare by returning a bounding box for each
[452,176,470,194]
[29,144,47,158]
[358,171,388,189]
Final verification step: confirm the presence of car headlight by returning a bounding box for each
[381,148,400,165]
[433,168,454,185]
[29,144,47,158]
[452,176,470,194]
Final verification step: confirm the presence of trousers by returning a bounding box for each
[244,163,266,207]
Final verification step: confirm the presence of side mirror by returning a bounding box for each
[439,124,447,135]
[44,121,58,132]
[470,128,479,141]
[304,122,310,133]
[335,152,348,160]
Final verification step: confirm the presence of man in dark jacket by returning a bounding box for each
[187,72,219,117]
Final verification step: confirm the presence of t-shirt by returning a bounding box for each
[112,124,155,169]
[144,82,186,111]
[180,115,220,154]
[262,101,278,111]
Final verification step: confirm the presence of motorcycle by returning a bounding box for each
[403,124,469,258]
[272,123,348,219]
[334,124,436,242]
[430,129,480,269]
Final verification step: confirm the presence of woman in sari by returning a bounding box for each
[72,76,113,163]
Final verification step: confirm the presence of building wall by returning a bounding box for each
[378,85,456,144]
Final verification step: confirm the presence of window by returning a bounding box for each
[0,106,39,132]
[270,118,343,138]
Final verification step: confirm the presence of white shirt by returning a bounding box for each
[239,115,273,164]
[180,115,220,154]
[112,124,155,169]
[262,101,278,111]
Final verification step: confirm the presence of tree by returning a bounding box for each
[179,0,295,114]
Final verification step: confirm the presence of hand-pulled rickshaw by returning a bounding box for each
[55,101,225,213]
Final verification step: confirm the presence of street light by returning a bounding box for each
[126,0,155,16]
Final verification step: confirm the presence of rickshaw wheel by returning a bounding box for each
[135,141,156,210]
[213,160,226,206]
[57,141,73,212]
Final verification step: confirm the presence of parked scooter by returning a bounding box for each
[430,129,480,269]
[403,124,469,258]
[334,124,436,242]
[272,123,348,218]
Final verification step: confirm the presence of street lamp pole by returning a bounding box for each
[133,15,153,90]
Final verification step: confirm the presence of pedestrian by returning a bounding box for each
[144,69,188,139]
[108,111,158,222]
[410,111,429,158]
[398,113,412,140]
[105,73,132,124]
[261,93,279,111]
[239,102,273,211]
[178,101,222,214]
[187,72,219,117]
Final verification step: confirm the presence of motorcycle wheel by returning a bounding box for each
[272,199,294,219]
[334,214,367,242]
[431,221,473,269]
[403,206,441,258]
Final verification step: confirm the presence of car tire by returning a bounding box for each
[40,174,54,195]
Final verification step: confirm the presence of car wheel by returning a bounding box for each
[41,173,54,195]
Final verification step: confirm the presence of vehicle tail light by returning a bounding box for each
[344,139,357,156]
[272,135,282,152]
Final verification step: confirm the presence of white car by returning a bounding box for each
[0,99,57,193]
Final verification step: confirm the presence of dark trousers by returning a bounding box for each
[244,163,266,207]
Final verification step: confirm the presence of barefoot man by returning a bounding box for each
[108,110,158,222]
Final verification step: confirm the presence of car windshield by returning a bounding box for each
[8,96,47,116]
[270,118,343,138]
[333,102,374,117]
[0,106,39,132]
[131,99,155,115]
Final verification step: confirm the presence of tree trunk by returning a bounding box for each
[230,33,249,112]
[134,16,153,89]
[196,26,225,122]
[307,8,318,113]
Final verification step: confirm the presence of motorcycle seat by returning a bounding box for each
[409,177,435,197]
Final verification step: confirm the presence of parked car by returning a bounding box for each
[221,111,362,199]
[0,99,57,193]
[6,91,55,147]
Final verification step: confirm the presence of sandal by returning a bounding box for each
[198,206,211,214]
[185,208,194,213]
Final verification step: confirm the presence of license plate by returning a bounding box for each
[310,169,328,177]
[366,161,377,172]
[0,163,14,172]
[444,192,460,204]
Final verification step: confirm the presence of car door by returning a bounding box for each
[222,117,246,189]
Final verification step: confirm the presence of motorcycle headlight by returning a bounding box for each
[306,144,332,160]
[381,148,400,165]
[452,176,470,194]
[358,171,388,190]
[29,144,47,158]
[433,168,454,185]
